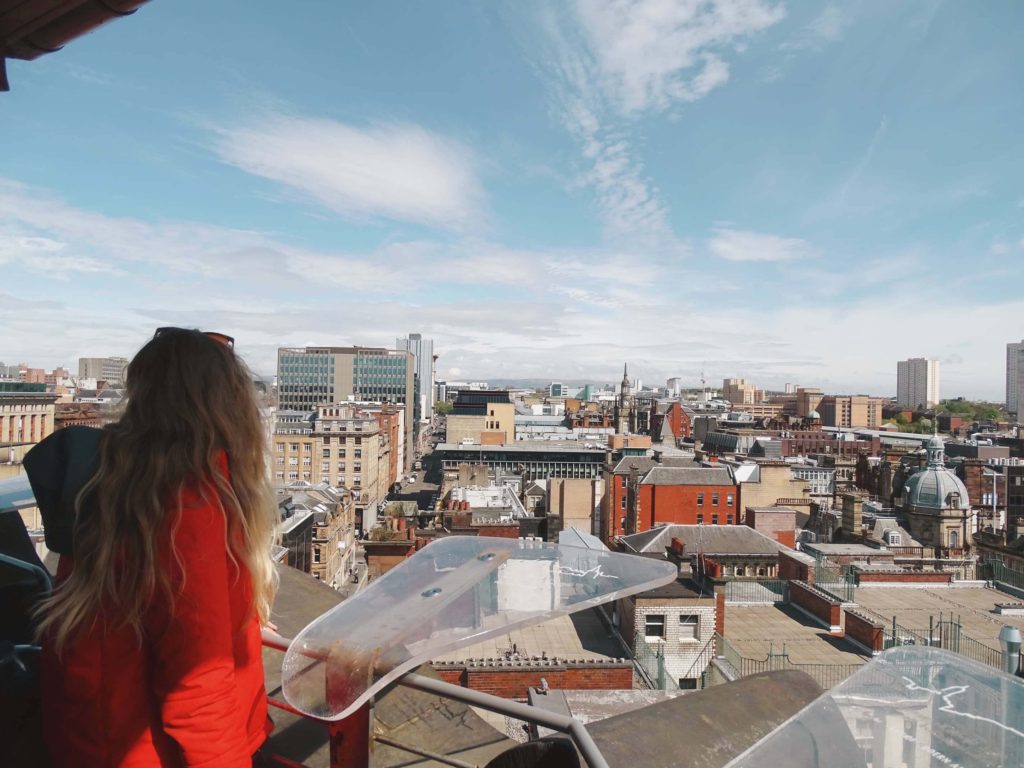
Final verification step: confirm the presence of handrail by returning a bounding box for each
[261,631,611,768]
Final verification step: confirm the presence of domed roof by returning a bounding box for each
[925,434,944,451]
[904,467,970,511]
[806,409,820,420]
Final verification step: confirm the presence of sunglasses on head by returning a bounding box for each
[154,327,235,349]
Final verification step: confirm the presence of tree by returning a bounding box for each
[434,401,453,415]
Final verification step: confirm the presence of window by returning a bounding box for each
[276,457,284,466]
[322,448,330,458]
[712,493,719,506]
[644,614,665,639]
[736,567,745,577]
[726,493,734,506]
[303,443,311,452]
[289,443,299,451]
[696,513,704,524]
[697,493,704,507]
[727,514,733,525]
[313,547,321,563]
[711,514,719,525]
[276,444,284,453]
[678,678,698,690]
[621,496,626,509]
[678,614,699,641]
[354,449,362,459]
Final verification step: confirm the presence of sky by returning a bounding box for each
[1,0,1022,399]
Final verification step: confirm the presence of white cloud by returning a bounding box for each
[708,228,816,262]
[574,0,786,114]
[212,115,486,232]
[536,0,784,247]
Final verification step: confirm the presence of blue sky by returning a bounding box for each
[1,0,1021,399]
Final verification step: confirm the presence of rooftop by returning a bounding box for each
[620,524,786,557]
[727,604,870,667]
[639,466,734,486]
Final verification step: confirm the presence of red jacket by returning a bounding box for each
[41,471,269,767]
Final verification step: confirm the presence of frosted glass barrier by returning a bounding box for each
[282,535,677,720]
[0,475,34,513]
[727,647,1024,768]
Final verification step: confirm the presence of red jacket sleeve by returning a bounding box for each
[148,490,253,768]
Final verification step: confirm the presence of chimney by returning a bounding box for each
[653,450,663,464]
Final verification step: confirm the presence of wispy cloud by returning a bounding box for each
[536,0,785,247]
[708,227,816,262]
[211,115,487,232]
[574,0,786,114]
[780,4,850,52]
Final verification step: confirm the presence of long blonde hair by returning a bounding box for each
[37,328,279,654]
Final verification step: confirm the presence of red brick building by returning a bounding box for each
[649,401,693,442]
[602,454,698,545]
[629,466,738,534]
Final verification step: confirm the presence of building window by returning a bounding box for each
[736,567,745,577]
[697,493,704,507]
[678,614,699,641]
[276,444,284,453]
[712,514,719,525]
[644,614,665,639]
[696,513,703,525]
[726,493,734,506]
[621,496,626,509]
[313,547,321,563]
[289,443,299,451]
[712,493,719,506]
[727,514,733,525]
[678,678,698,690]
[322,448,330,458]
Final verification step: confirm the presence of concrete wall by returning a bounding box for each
[550,477,597,533]
[446,414,486,444]
[855,570,952,585]
[739,465,809,509]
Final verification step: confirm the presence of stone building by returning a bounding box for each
[899,435,972,552]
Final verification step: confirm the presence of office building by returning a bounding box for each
[277,346,415,469]
[722,378,764,406]
[896,357,940,409]
[396,333,434,421]
[818,395,885,429]
[1008,341,1024,415]
[77,356,128,384]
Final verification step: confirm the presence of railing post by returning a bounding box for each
[328,703,371,768]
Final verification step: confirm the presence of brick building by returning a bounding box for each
[601,454,698,545]
[628,466,738,534]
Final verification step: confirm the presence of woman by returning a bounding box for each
[28,328,279,767]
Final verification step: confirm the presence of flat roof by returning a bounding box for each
[621,524,786,556]
[853,586,1024,653]
[727,605,870,666]
[801,542,885,557]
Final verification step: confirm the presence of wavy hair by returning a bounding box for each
[37,328,279,654]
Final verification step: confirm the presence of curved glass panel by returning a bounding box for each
[0,475,34,513]
[282,535,677,720]
[727,646,1024,768]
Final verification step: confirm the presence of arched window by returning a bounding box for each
[949,530,959,549]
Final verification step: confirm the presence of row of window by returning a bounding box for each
[644,613,700,641]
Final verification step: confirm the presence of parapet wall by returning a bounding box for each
[432,657,633,700]
[788,580,842,634]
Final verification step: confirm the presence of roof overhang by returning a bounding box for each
[1,0,150,91]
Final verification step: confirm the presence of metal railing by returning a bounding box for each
[714,633,862,691]
[858,607,1017,673]
[261,629,611,768]
[724,579,787,604]
[631,630,679,691]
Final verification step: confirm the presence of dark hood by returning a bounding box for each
[23,425,104,556]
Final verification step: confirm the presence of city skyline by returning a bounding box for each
[2,2,1022,399]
